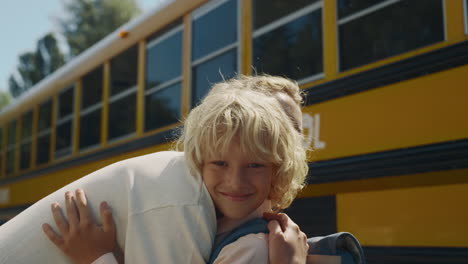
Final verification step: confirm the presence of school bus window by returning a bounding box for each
[79,107,101,150]
[80,67,103,151]
[253,0,318,30]
[36,134,51,165]
[81,67,103,110]
[55,86,74,159]
[37,100,52,165]
[6,119,17,175]
[7,120,16,148]
[6,151,15,176]
[38,100,52,132]
[20,143,31,170]
[58,86,74,119]
[109,93,136,140]
[338,0,444,71]
[21,111,33,140]
[146,27,182,88]
[108,46,138,141]
[337,0,386,19]
[191,0,238,106]
[192,50,237,103]
[110,46,137,96]
[253,3,322,82]
[145,24,183,132]
[145,83,181,131]
[56,121,72,158]
[20,111,33,170]
[192,0,237,61]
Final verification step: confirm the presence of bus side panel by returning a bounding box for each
[337,181,468,247]
[302,64,468,161]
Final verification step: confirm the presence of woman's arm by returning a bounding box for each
[42,189,123,264]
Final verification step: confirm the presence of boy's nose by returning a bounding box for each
[226,166,246,188]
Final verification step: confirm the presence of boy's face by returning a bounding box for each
[202,141,273,220]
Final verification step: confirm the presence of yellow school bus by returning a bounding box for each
[1,0,467,262]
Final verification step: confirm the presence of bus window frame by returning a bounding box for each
[5,119,17,176]
[190,0,241,108]
[144,23,184,133]
[145,23,183,89]
[108,45,139,144]
[55,85,74,159]
[336,0,446,72]
[19,110,33,171]
[252,0,324,84]
[79,102,103,152]
[36,99,53,166]
[107,85,137,144]
[79,67,104,153]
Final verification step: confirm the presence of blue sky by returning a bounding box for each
[0,0,157,93]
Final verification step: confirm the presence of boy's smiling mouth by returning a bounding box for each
[219,192,253,201]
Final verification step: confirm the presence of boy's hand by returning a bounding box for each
[264,212,308,264]
[42,189,119,264]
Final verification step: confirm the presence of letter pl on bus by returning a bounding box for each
[302,113,326,150]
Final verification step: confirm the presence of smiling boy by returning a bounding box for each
[0,75,309,264]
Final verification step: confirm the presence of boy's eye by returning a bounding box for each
[212,161,227,166]
[248,163,264,168]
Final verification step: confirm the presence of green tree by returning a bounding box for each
[59,0,141,57]
[8,33,65,98]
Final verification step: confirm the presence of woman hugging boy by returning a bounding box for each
[0,75,309,264]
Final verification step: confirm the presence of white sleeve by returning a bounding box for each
[91,253,118,264]
[0,159,132,264]
[214,233,269,264]
[0,152,216,264]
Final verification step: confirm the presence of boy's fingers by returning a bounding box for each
[42,223,65,249]
[65,191,79,231]
[51,202,69,235]
[75,189,92,226]
[100,201,116,233]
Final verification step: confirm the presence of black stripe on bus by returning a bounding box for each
[364,246,468,264]
[0,204,30,223]
[308,138,468,184]
[303,41,468,106]
[0,129,177,185]
[283,196,337,237]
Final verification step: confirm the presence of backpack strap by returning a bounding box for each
[307,232,366,264]
[208,218,269,264]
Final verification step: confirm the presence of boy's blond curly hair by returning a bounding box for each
[176,75,308,211]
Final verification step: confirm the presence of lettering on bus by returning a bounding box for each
[303,113,326,150]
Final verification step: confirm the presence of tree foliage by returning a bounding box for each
[8,33,65,98]
[59,0,141,57]
[7,0,141,98]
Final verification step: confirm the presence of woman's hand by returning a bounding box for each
[264,212,309,264]
[42,189,119,264]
